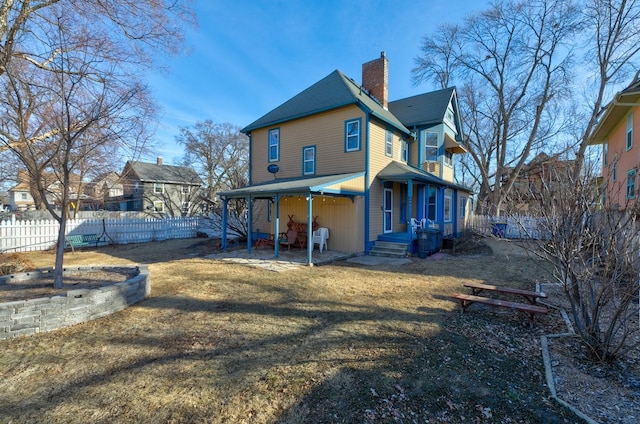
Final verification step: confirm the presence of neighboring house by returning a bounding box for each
[588,76,640,210]
[219,52,472,259]
[84,171,123,210]
[115,157,203,216]
[501,152,575,214]
[8,170,85,211]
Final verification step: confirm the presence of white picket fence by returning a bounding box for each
[0,216,202,253]
[467,214,551,240]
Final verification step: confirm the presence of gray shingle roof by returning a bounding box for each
[242,70,411,135]
[126,161,203,185]
[388,87,455,128]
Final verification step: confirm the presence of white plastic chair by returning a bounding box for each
[410,218,420,234]
[312,227,329,252]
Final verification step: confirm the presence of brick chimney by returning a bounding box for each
[362,51,389,109]
[157,156,163,165]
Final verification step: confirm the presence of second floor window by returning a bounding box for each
[425,131,438,162]
[182,186,190,194]
[303,146,315,175]
[444,150,453,166]
[345,119,361,151]
[627,169,636,199]
[154,183,164,194]
[268,128,280,162]
[400,139,408,162]
[627,113,633,151]
[385,130,393,157]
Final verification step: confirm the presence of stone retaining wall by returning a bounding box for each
[0,265,150,340]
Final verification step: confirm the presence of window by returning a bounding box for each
[182,186,190,194]
[154,183,164,194]
[603,142,608,166]
[627,169,636,199]
[400,139,408,162]
[303,145,315,175]
[268,128,280,162]
[444,189,453,222]
[444,150,453,166]
[153,201,164,212]
[627,113,633,151]
[21,193,27,200]
[459,196,467,218]
[385,130,393,157]
[445,107,455,125]
[345,119,361,151]
[426,185,437,221]
[612,155,618,182]
[182,201,190,212]
[424,131,438,162]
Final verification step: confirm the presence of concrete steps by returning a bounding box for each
[369,240,409,258]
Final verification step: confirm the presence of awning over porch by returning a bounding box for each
[217,171,366,199]
[376,161,471,192]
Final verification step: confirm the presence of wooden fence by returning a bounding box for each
[0,216,201,253]
[467,214,550,240]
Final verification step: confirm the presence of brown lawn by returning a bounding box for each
[0,237,581,423]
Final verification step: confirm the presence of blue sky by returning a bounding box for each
[148,0,490,164]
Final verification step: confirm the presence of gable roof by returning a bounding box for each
[242,70,411,135]
[377,161,472,192]
[389,87,458,128]
[589,78,640,145]
[124,161,203,186]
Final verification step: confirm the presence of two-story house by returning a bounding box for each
[8,170,85,211]
[588,76,640,209]
[219,53,471,261]
[116,157,203,216]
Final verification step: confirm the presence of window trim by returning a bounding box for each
[385,129,393,157]
[627,168,636,199]
[182,185,190,194]
[153,200,164,212]
[400,138,408,162]
[154,183,164,194]
[459,196,467,219]
[424,131,438,162]
[444,189,453,222]
[268,128,280,162]
[344,118,362,152]
[302,145,316,176]
[627,113,633,151]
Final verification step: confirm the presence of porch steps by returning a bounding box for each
[369,241,409,258]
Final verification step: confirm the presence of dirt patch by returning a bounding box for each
[0,267,139,302]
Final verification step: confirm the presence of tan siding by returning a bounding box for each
[324,175,365,192]
[249,106,367,184]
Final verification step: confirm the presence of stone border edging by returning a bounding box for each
[0,265,149,340]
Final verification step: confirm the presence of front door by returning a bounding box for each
[383,188,393,233]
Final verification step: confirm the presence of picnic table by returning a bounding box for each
[451,282,548,328]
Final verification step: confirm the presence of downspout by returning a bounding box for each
[222,197,229,251]
[364,111,371,253]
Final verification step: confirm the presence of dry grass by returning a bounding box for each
[0,238,579,423]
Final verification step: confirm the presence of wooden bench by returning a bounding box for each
[463,282,547,305]
[451,293,548,328]
[64,234,100,249]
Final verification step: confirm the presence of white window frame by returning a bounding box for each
[268,128,280,162]
[153,201,164,212]
[627,113,633,151]
[400,139,408,162]
[385,130,393,157]
[444,189,452,222]
[424,131,438,162]
[182,185,190,194]
[303,145,315,175]
[345,119,361,152]
[181,201,190,212]
[154,183,164,194]
[459,196,467,218]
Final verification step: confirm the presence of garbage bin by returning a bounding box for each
[418,228,443,258]
[492,222,507,238]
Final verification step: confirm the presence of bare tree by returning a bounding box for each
[413,0,580,214]
[534,164,639,363]
[0,2,194,287]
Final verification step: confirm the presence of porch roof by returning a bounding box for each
[377,161,472,192]
[218,172,366,199]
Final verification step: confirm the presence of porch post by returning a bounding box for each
[307,193,313,266]
[222,198,229,251]
[274,194,280,258]
[407,178,414,221]
[246,196,252,253]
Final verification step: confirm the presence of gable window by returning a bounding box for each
[424,131,438,162]
[303,145,316,175]
[385,130,393,157]
[345,119,361,151]
[627,113,633,151]
[400,139,408,162]
[444,189,453,222]
[627,169,636,199]
[445,107,455,125]
[153,201,164,212]
[154,183,164,194]
[268,128,280,162]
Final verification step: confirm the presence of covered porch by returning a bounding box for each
[217,172,366,265]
